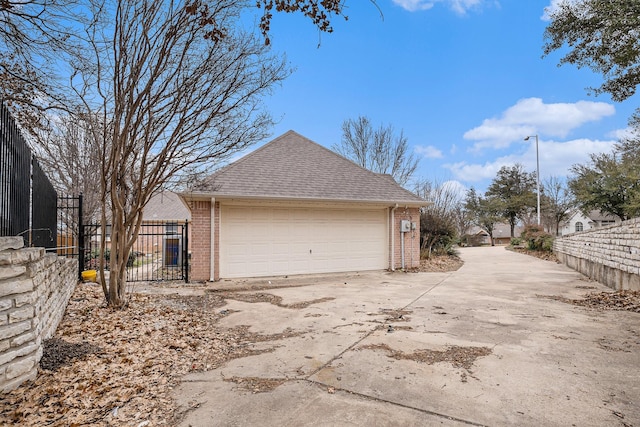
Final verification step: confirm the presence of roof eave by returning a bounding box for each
[179,191,428,208]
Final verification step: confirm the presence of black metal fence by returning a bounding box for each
[32,158,58,248]
[82,221,189,282]
[0,100,59,247]
[1,100,189,283]
[0,101,31,242]
[57,195,83,278]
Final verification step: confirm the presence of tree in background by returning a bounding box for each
[414,180,461,258]
[452,203,473,241]
[541,176,576,236]
[614,121,640,216]
[464,188,502,246]
[615,115,640,161]
[544,0,640,119]
[0,0,80,132]
[333,116,419,187]
[33,113,103,223]
[569,147,640,221]
[486,164,536,237]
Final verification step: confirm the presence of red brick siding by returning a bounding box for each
[190,202,420,279]
[390,207,420,269]
[189,200,211,281]
[213,201,220,280]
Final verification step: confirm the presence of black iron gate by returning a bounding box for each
[81,221,189,282]
[57,195,83,278]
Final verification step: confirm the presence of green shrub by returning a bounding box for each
[520,225,554,252]
[510,237,522,246]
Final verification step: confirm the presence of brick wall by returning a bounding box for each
[553,217,640,290]
[189,200,212,281]
[188,202,421,278]
[0,237,78,392]
[213,201,220,280]
[391,207,421,269]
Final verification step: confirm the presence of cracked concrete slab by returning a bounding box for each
[174,246,640,426]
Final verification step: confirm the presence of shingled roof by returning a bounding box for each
[188,130,425,206]
[143,191,191,221]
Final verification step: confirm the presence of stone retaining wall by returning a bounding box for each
[0,236,78,392]
[553,217,640,290]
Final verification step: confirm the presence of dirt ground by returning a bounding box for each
[0,253,638,426]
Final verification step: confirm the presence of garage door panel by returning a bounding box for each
[220,206,387,278]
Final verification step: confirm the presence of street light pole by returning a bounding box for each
[524,135,540,226]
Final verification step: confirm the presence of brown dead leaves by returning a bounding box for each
[223,376,287,394]
[410,255,464,273]
[541,290,640,313]
[360,343,492,371]
[220,291,335,309]
[571,290,640,312]
[509,247,558,262]
[0,284,303,426]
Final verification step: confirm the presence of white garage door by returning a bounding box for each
[220,205,388,278]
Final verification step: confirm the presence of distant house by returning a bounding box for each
[180,130,427,281]
[134,191,191,266]
[466,223,523,246]
[560,210,620,235]
[82,191,192,277]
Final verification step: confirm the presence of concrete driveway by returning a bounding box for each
[174,246,640,426]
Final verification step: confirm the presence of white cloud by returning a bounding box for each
[607,126,638,141]
[392,0,435,12]
[450,0,483,15]
[463,98,615,151]
[542,0,579,21]
[415,145,444,158]
[444,137,617,183]
[392,0,483,14]
[442,179,468,199]
[443,160,505,182]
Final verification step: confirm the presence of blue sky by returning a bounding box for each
[240,0,638,193]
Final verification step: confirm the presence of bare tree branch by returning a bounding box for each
[334,115,419,187]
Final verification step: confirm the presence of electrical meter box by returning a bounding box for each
[400,220,411,232]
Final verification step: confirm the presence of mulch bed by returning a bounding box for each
[409,255,464,272]
[0,284,311,426]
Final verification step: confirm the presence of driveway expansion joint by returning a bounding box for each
[304,378,488,426]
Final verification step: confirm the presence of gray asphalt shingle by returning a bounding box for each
[195,131,425,205]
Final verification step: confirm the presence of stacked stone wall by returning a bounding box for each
[553,217,640,290]
[0,237,78,392]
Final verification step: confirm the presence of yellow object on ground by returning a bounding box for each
[81,270,97,282]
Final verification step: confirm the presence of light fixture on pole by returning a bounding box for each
[524,135,540,226]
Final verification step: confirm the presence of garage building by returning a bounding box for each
[181,131,426,281]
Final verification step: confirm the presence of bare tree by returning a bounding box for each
[70,0,294,307]
[0,0,81,132]
[414,180,462,258]
[32,113,103,222]
[452,203,473,240]
[3,0,375,308]
[541,176,576,236]
[334,116,419,187]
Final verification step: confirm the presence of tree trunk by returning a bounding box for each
[107,214,129,308]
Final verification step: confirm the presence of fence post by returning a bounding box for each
[184,219,189,283]
[78,194,84,279]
